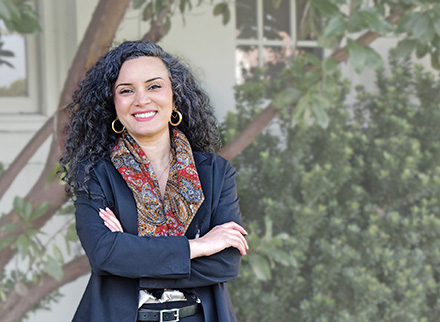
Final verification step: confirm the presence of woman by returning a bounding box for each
[60,41,247,322]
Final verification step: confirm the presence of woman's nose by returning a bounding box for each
[135,91,151,106]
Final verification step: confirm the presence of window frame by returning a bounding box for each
[0,31,40,114]
[235,0,321,82]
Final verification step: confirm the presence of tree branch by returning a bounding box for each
[141,0,177,42]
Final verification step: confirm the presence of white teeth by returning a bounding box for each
[134,111,156,118]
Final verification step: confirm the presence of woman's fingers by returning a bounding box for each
[99,207,124,232]
[189,222,249,258]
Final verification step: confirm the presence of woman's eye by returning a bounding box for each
[149,84,161,90]
[119,88,132,94]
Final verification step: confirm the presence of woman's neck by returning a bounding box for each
[136,130,171,165]
[135,130,172,198]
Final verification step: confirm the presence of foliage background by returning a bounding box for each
[226,55,440,321]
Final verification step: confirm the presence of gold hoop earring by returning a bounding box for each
[112,117,125,134]
[169,109,183,126]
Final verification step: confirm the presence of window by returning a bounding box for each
[235,0,322,84]
[0,19,39,114]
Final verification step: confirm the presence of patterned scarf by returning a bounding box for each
[110,128,204,236]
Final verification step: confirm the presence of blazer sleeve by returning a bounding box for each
[74,163,191,279]
[140,158,242,289]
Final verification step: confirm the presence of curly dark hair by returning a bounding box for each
[60,40,221,195]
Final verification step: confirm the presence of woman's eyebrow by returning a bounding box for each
[145,76,163,83]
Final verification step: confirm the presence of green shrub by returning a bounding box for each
[226,56,440,321]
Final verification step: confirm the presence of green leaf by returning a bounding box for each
[312,102,330,129]
[364,46,383,70]
[323,57,338,74]
[0,236,15,250]
[13,197,32,221]
[9,11,41,34]
[179,0,191,13]
[132,0,147,10]
[264,216,273,240]
[413,12,434,44]
[65,223,78,242]
[270,249,298,267]
[394,39,417,59]
[291,95,309,127]
[58,203,75,215]
[45,256,63,282]
[248,254,271,281]
[155,0,170,14]
[433,17,440,36]
[347,38,367,73]
[273,88,302,109]
[142,2,153,21]
[0,223,21,233]
[416,42,429,59]
[0,0,19,21]
[396,12,418,34]
[213,3,230,25]
[349,8,394,35]
[322,14,347,39]
[31,202,49,221]
[311,0,340,16]
[15,234,30,258]
[0,46,14,57]
[53,244,64,264]
[301,52,322,66]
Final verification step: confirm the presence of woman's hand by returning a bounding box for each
[99,207,124,232]
[188,222,248,259]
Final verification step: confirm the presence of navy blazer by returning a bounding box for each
[72,152,242,322]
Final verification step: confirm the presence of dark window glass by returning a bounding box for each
[236,0,258,40]
[263,0,290,41]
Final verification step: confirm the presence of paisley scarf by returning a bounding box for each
[110,128,204,236]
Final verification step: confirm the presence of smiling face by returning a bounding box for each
[113,56,174,143]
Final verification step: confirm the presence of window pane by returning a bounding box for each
[262,45,291,79]
[263,0,290,41]
[236,0,258,39]
[236,45,259,84]
[0,20,28,97]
